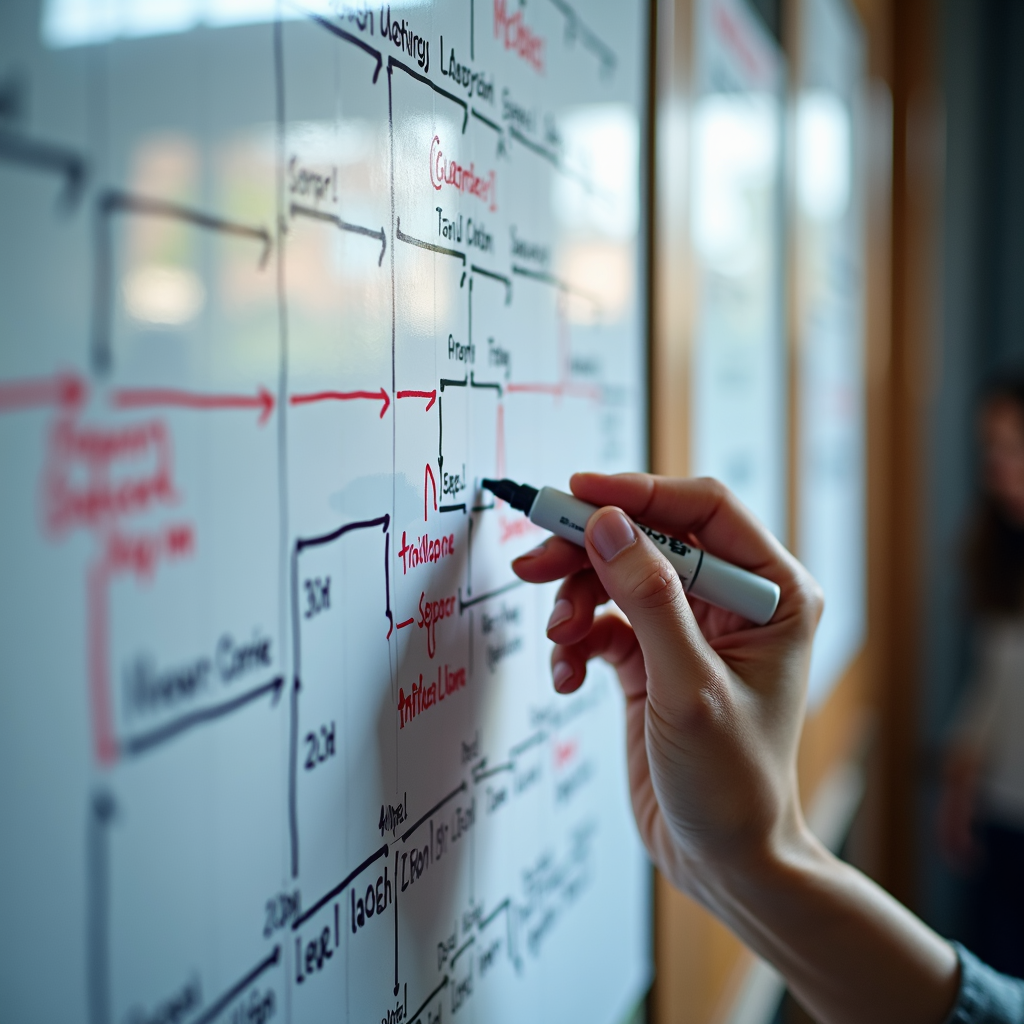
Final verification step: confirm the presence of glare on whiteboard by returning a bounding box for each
[124,265,206,325]
[796,91,851,222]
[692,93,778,277]
[42,0,427,47]
[553,105,639,241]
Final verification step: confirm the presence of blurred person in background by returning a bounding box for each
[940,371,1024,980]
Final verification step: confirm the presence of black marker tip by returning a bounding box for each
[481,478,538,514]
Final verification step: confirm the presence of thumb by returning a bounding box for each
[584,506,721,720]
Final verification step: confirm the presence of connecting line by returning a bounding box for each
[508,125,560,169]
[389,56,468,132]
[192,946,281,1024]
[470,264,512,304]
[101,191,272,265]
[91,190,272,374]
[451,936,475,968]
[509,731,547,757]
[472,760,514,783]
[396,217,466,264]
[402,781,468,842]
[299,4,383,82]
[87,791,116,1024]
[511,263,601,308]
[470,373,502,395]
[470,107,506,155]
[440,503,467,514]
[408,976,449,1024]
[458,579,524,613]
[479,897,510,931]
[0,130,87,209]
[439,377,467,390]
[546,0,617,75]
[289,202,386,265]
[290,515,391,877]
[292,843,390,929]
[121,677,284,757]
[471,107,502,135]
[478,897,519,972]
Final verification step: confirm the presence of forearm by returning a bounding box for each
[689,827,960,1024]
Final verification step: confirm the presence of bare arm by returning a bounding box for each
[513,472,959,1024]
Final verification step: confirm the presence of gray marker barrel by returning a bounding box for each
[523,485,780,626]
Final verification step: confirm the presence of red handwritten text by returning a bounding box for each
[430,135,497,211]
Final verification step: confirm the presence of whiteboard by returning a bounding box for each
[0,2,652,1021]
[690,0,787,541]
[794,0,866,706]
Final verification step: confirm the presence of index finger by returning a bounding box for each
[569,472,808,602]
[511,535,590,583]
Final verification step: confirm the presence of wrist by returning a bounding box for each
[681,813,960,1024]
[700,809,833,924]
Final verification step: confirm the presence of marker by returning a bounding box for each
[481,478,781,625]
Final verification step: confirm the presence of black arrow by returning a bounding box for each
[120,677,284,757]
[92,190,272,374]
[546,0,617,75]
[289,202,386,266]
[458,579,524,613]
[472,759,515,783]
[304,8,384,83]
[470,372,502,395]
[0,130,87,210]
[388,56,468,132]
[396,218,466,264]
[471,264,512,304]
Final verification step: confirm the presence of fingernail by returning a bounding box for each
[590,508,636,562]
[516,542,547,560]
[552,660,573,692]
[546,599,573,634]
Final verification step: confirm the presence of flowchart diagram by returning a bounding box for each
[0,2,650,1022]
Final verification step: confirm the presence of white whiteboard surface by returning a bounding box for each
[690,0,787,542]
[0,2,652,1021]
[794,0,866,707]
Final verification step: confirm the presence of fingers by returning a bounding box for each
[570,472,785,572]
[550,612,645,696]
[582,505,724,722]
[545,569,609,645]
[512,536,590,583]
[570,472,822,630]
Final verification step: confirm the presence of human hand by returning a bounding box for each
[512,473,824,893]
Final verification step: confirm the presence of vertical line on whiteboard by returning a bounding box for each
[87,790,114,1024]
[274,9,298,900]
[386,51,401,966]
[470,0,475,60]
[393,848,400,994]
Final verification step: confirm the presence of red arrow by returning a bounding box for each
[111,386,275,425]
[0,371,87,413]
[397,389,437,412]
[289,387,391,418]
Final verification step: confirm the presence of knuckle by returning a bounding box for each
[627,559,683,610]
[791,575,825,630]
[696,476,730,503]
[649,665,731,736]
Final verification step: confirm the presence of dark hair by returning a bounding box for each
[966,371,1024,615]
